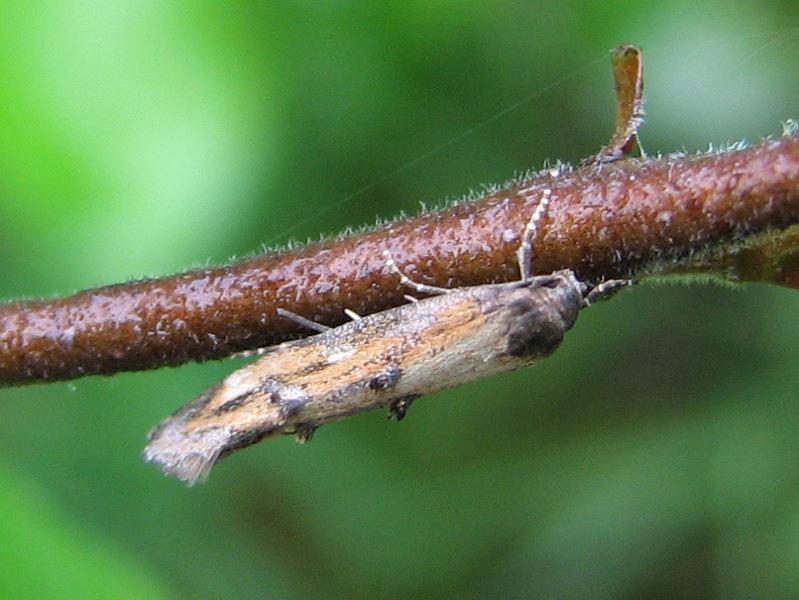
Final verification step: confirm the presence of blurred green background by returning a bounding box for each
[2,2,799,598]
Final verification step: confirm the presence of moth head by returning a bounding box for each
[502,270,583,359]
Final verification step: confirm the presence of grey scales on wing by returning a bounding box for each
[143,270,586,485]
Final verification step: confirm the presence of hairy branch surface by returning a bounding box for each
[2,130,799,385]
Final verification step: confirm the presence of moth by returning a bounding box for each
[143,188,626,484]
[144,44,642,484]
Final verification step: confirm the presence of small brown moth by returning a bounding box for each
[143,188,626,484]
[144,44,641,484]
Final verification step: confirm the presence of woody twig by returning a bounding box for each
[2,45,799,386]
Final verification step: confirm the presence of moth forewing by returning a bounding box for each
[143,270,585,484]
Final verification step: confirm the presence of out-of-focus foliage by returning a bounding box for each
[2,2,799,598]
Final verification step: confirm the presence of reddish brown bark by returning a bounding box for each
[3,134,799,385]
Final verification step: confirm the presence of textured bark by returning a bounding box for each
[2,133,799,385]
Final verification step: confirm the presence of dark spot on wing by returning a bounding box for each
[369,365,403,390]
[214,392,251,414]
[295,360,331,376]
[176,383,222,420]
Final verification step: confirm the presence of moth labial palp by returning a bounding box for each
[143,186,627,485]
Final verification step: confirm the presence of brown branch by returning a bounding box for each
[3,131,799,386]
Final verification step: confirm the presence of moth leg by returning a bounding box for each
[584,279,633,305]
[294,424,318,444]
[383,250,451,295]
[276,307,331,333]
[231,347,271,359]
[388,394,421,421]
[368,366,415,419]
[517,188,552,279]
[344,308,362,321]
[403,294,419,303]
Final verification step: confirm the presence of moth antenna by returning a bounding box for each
[276,307,331,333]
[516,188,552,280]
[382,249,451,295]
